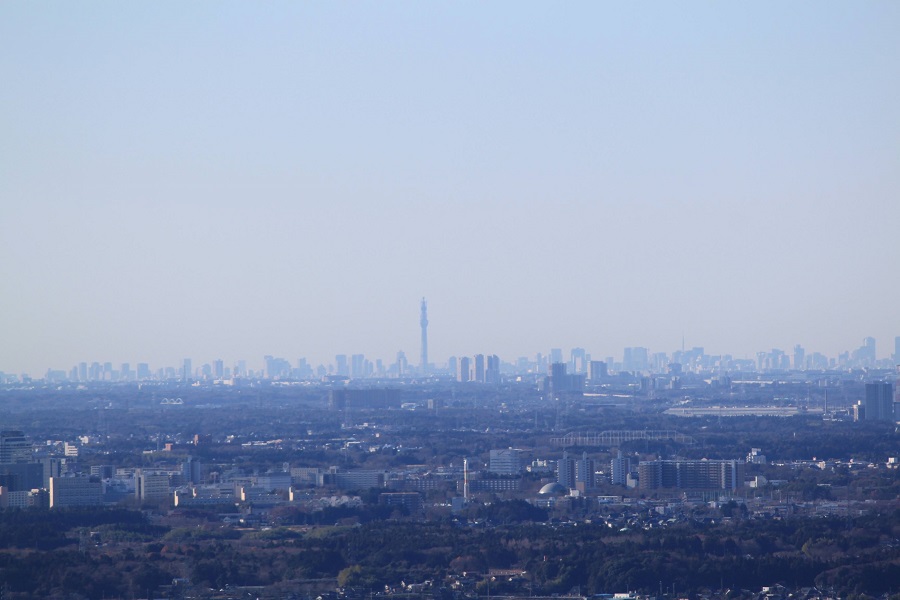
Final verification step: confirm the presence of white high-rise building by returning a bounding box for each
[576,452,595,491]
[489,449,521,475]
[610,451,631,486]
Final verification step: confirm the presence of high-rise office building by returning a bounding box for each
[589,361,608,382]
[49,476,102,508]
[351,354,366,378]
[420,298,428,374]
[651,352,669,373]
[854,337,877,367]
[864,382,894,421]
[182,358,192,381]
[793,345,805,370]
[638,459,744,491]
[265,356,291,379]
[296,358,313,379]
[136,363,151,380]
[329,389,401,410]
[575,452,595,491]
[474,354,485,383]
[489,448,520,475]
[41,457,63,489]
[610,451,630,486]
[570,348,587,374]
[395,351,407,377]
[548,363,584,394]
[457,357,470,383]
[0,461,43,492]
[485,355,500,384]
[335,355,349,377]
[557,451,576,490]
[0,431,31,463]
[183,457,202,485]
[864,337,876,359]
[135,470,171,504]
[623,347,649,372]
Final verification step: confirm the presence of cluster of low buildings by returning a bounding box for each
[1,422,896,526]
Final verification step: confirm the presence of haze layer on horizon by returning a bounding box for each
[1,2,899,374]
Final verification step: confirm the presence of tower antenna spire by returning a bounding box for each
[420,298,428,375]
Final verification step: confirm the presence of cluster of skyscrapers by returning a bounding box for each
[453,354,501,383]
[5,298,900,385]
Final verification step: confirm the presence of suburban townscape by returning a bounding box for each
[1,327,898,599]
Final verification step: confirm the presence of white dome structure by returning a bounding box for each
[538,482,569,495]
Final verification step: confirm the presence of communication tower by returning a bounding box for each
[420,298,428,374]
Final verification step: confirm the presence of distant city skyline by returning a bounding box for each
[7,329,900,380]
[2,4,898,378]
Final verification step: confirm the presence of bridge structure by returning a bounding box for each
[550,430,695,447]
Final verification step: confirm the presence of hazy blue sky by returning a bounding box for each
[2,2,899,374]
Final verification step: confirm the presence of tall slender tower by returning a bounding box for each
[420,297,428,374]
[463,457,469,502]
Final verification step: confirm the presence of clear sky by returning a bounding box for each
[2,2,899,374]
